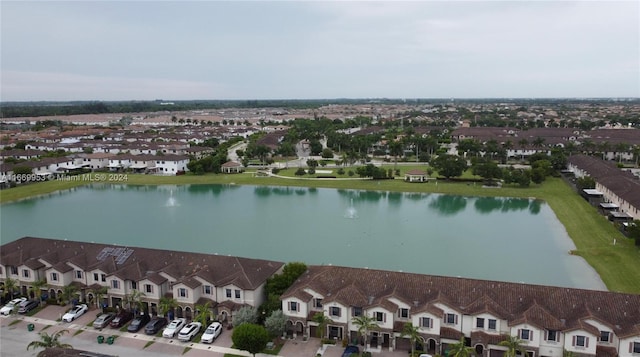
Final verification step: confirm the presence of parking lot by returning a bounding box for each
[0,304,408,357]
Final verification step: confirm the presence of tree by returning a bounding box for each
[3,277,18,300]
[498,335,528,357]
[194,301,212,327]
[352,315,379,352]
[264,309,286,337]
[89,285,108,311]
[232,306,258,327]
[472,160,502,185]
[312,312,333,339]
[28,279,47,305]
[27,330,72,351]
[124,290,145,314]
[159,296,178,320]
[231,323,270,357]
[447,336,474,357]
[432,154,468,179]
[60,285,78,306]
[321,148,334,159]
[400,322,424,357]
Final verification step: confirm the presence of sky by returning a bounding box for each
[1,1,639,101]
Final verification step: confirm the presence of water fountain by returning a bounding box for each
[344,198,357,219]
[166,189,178,207]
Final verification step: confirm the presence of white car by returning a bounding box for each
[62,304,88,322]
[0,298,27,315]
[200,322,222,343]
[178,321,202,342]
[162,318,187,338]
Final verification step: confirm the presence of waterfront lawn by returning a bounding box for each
[1,172,638,293]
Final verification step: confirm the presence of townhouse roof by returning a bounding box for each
[1,237,284,292]
[283,265,640,337]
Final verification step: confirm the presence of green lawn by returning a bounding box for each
[1,170,638,293]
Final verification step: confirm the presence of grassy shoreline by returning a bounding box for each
[1,172,639,293]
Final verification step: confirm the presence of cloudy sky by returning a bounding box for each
[1,1,638,101]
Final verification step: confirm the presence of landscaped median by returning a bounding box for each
[1,171,638,294]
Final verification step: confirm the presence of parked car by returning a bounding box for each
[62,304,88,322]
[162,318,187,338]
[93,312,116,329]
[178,322,202,342]
[341,345,359,357]
[0,297,27,315]
[144,317,168,335]
[110,310,134,328]
[127,314,151,333]
[17,300,39,314]
[200,322,222,344]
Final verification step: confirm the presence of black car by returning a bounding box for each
[110,310,134,328]
[17,300,39,314]
[144,317,168,335]
[127,314,151,332]
[341,345,359,357]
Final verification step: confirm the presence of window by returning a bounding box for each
[330,306,341,317]
[574,335,588,348]
[101,274,106,282]
[476,318,485,328]
[226,289,232,298]
[314,298,323,308]
[235,290,241,299]
[375,312,385,322]
[178,288,188,298]
[75,270,83,279]
[352,307,363,317]
[546,330,558,342]
[445,313,457,325]
[288,301,298,312]
[600,331,610,343]
[22,269,30,278]
[203,285,212,295]
[520,329,531,341]
[145,284,154,294]
[131,281,137,290]
[93,273,99,281]
[632,342,640,353]
[50,272,58,281]
[10,266,18,275]
[488,319,497,330]
[420,317,433,328]
[398,308,409,319]
[111,280,120,289]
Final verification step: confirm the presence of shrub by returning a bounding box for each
[295,168,306,176]
[271,168,280,174]
[337,168,345,175]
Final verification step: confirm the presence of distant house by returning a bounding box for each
[221,161,244,174]
[155,155,189,175]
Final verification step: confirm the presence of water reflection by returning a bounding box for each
[429,195,468,216]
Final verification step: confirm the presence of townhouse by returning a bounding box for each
[282,265,640,357]
[567,155,640,220]
[0,237,284,322]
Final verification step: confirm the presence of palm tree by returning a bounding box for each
[26,330,72,351]
[194,301,212,327]
[124,290,145,314]
[3,277,18,300]
[498,335,528,357]
[400,322,424,357]
[60,285,78,306]
[89,286,109,311]
[28,279,47,305]
[159,296,178,320]
[352,314,379,353]
[312,312,333,339]
[447,336,474,357]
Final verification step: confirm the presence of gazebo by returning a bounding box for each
[221,161,244,174]
[404,169,429,182]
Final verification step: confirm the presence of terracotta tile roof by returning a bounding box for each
[283,265,640,337]
[1,237,284,293]
[470,331,507,346]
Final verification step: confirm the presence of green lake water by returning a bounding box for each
[0,184,605,290]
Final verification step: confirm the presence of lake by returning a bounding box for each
[0,184,605,290]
